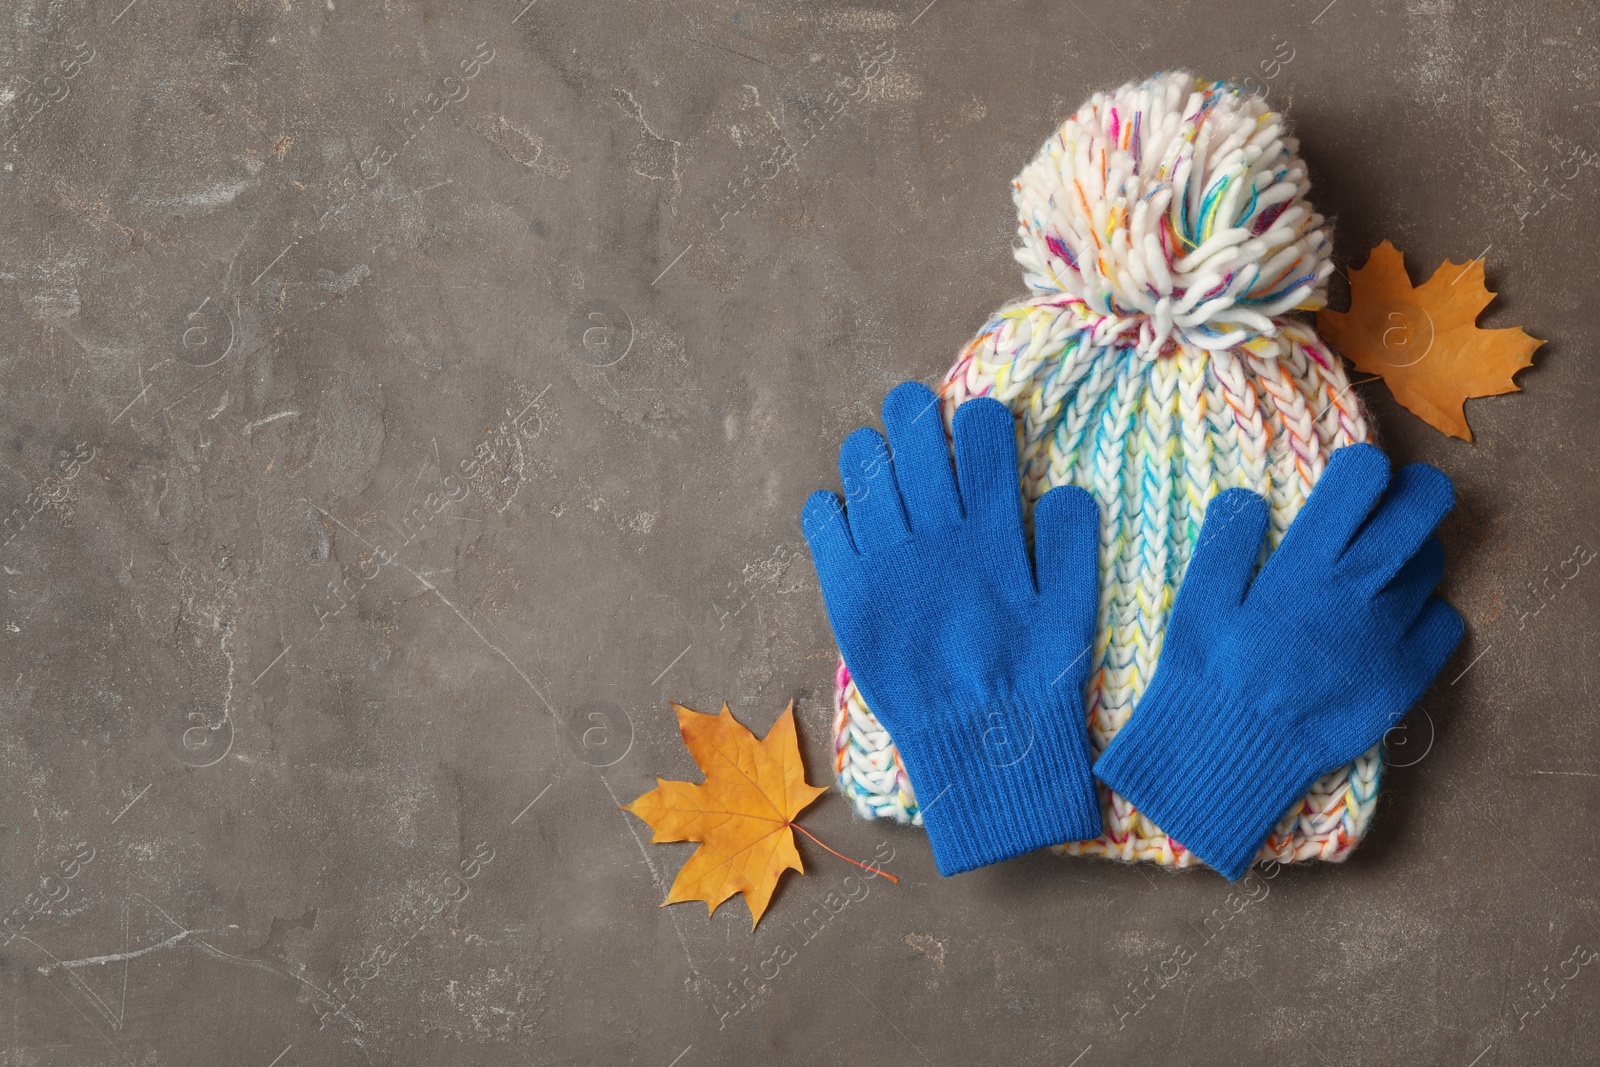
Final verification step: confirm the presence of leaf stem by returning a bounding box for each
[789,822,899,884]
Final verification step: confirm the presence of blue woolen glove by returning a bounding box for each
[802,381,1103,876]
[1094,443,1465,880]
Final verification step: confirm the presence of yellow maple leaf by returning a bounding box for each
[625,701,828,928]
[1316,240,1543,441]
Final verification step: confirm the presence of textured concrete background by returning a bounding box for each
[1,0,1597,1063]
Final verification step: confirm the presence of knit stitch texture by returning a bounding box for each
[831,71,1382,871]
[804,384,1103,875]
[1093,444,1464,879]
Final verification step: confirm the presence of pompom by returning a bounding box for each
[1011,71,1333,358]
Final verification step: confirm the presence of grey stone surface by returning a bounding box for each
[0,0,1597,1063]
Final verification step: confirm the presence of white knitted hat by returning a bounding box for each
[831,72,1379,870]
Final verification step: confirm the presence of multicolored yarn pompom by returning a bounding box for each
[831,71,1379,870]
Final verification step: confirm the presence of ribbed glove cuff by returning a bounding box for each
[1093,671,1318,881]
[890,683,1103,876]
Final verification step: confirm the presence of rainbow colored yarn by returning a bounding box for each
[831,71,1380,870]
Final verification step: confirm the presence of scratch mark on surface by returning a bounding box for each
[1489,141,1532,177]
[308,503,564,721]
[1450,244,1494,287]
[194,936,365,1031]
[222,219,263,289]
[650,244,693,286]
[243,410,299,436]
[1450,644,1492,684]
[42,574,96,631]
[118,903,129,1025]
[597,773,699,974]
[511,783,553,825]
[843,975,935,1065]
[110,784,151,824]
[307,501,704,975]
[839,174,934,266]
[251,644,292,686]
[111,383,155,424]
[506,384,552,429]
[157,372,225,417]
[649,644,692,686]
[35,928,214,973]
[676,11,769,69]
[25,952,135,1065]
[244,777,365,893]
[137,894,365,1034]
[250,241,299,287]
[403,454,431,510]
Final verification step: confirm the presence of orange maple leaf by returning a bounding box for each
[624,701,830,928]
[1316,240,1543,441]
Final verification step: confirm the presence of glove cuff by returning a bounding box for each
[1093,669,1319,881]
[893,682,1103,876]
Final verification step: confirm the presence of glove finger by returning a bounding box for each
[1376,536,1446,623]
[1271,442,1391,569]
[801,489,858,566]
[837,427,911,551]
[882,381,961,532]
[1341,463,1455,592]
[1180,487,1269,610]
[1402,595,1466,688]
[951,397,1024,543]
[1339,596,1462,757]
[1033,484,1099,613]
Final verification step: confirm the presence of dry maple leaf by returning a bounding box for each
[624,701,831,928]
[1316,240,1543,441]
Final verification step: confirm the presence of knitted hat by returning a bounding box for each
[832,72,1378,870]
